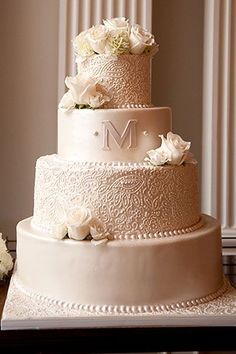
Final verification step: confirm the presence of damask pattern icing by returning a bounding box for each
[77,54,152,108]
[32,155,200,239]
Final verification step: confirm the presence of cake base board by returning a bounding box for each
[2,273,236,330]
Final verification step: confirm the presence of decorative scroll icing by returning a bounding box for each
[77,54,152,108]
[32,155,200,239]
[13,274,229,315]
[102,120,137,150]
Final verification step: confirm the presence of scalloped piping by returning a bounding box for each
[13,275,229,314]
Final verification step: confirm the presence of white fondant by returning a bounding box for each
[12,273,229,315]
[57,107,172,162]
[16,215,224,308]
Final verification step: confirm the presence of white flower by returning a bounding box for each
[58,74,110,111]
[52,208,110,244]
[129,24,156,54]
[0,233,13,280]
[67,207,93,241]
[73,30,94,57]
[103,17,129,32]
[90,219,109,240]
[65,74,97,106]
[58,91,75,112]
[86,24,108,54]
[145,146,169,166]
[166,132,191,153]
[145,132,192,166]
[52,223,68,240]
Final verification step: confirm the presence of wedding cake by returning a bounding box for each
[15,18,227,314]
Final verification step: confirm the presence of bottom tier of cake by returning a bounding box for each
[16,215,225,313]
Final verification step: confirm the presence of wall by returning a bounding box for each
[0,0,59,248]
[152,0,204,165]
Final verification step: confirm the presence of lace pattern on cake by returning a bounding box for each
[32,156,201,239]
[77,54,152,108]
[13,273,230,315]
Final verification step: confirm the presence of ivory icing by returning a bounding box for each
[32,156,200,238]
[16,215,224,308]
[57,107,172,162]
[76,54,153,108]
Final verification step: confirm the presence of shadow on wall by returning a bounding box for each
[152,0,204,167]
[0,0,59,243]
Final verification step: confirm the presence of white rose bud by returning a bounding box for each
[129,24,156,54]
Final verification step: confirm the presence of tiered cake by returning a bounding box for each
[15,18,226,314]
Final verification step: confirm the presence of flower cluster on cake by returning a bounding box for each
[59,17,158,111]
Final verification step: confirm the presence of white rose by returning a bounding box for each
[103,17,129,32]
[86,24,108,54]
[58,91,75,112]
[90,219,109,245]
[73,30,94,57]
[88,92,110,108]
[165,132,191,165]
[129,24,156,54]
[67,207,93,241]
[65,74,97,105]
[167,132,191,153]
[89,219,107,240]
[65,74,110,108]
[145,145,170,166]
[162,135,186,166]
[145,133,192,166]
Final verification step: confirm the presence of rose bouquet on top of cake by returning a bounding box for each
[59,17,158,112]
[73,17,158,58]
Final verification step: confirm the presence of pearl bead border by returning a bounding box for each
[13,275,229,315]
[113,217,205,240]
[116,103,154,109]
[31,217,204,241]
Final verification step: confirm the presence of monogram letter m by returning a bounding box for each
[102,120,137,150]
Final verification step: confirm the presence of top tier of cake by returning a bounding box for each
[76,54,153,108]
[59,17,158,111]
